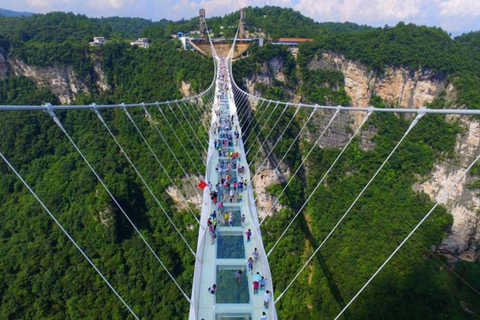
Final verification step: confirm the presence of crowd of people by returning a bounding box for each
[207,58,271,319]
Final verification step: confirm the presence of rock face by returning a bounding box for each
[180,80,193,98]
[9,59,91,104]
[414,118,480,261]
[0,47,8,78]
[309,52,445,109]
[253,165,286,219]
[6,54,110,104]
[165,175,203,213]
[244,57,287,97]
[242,52,480,261]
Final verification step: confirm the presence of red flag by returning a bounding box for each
[198,180,207,190]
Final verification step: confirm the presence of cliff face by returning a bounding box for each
[244,57,288,96]
[313,53,480,261]
[309,52,445,109]
[241,53,480,261]
[414,117,480,261]
[0,47,8,78]
[9,59,104,104]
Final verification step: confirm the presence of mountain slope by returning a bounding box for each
[0,8,32,17]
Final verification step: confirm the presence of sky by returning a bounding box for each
[2,0,480,35]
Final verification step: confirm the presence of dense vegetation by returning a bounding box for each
[233,19,480,319]
[0,11,214,320]
[1,5,480,320]
[141,5,371,40]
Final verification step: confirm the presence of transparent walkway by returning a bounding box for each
[189,57,277,320]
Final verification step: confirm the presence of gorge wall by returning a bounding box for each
[242,53,480,261]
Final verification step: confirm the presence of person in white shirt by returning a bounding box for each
[263,290,271,308]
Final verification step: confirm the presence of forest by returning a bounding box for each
[0,6,480,320]
[232,21,480,320]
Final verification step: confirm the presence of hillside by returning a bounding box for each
[0,8,32,17]
[0,6,480,320]
[232,21,480,319]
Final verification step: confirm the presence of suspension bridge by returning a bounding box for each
[1,14,480,320]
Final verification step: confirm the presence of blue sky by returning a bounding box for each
[2,0,480,35]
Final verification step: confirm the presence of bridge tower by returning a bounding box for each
[239,8,247,39]
[199,8,207,37]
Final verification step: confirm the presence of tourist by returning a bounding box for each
[246,229,252,242]
[252,248,259,263]
[253,272,262,295]
[247,257,254,272]
[208,284,217,294]
[264,290,271,308]
[234,269,243,283]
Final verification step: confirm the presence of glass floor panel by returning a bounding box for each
[215,314,252,320]
[216,265,250,304]
[218,208,242,227]
[217,234,245,259]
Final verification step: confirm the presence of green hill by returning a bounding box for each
[0,8,32,17]
[0,6,479,320]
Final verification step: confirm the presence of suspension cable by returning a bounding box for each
[259,106,342,218]
[272,107,317,172]
[95,105,200,227]
[250,106,301,173]
[143,105,202,197]
[167,103,206,165]
[266,110,372,255]
[244,101,279,156]
[333,142,480,319]
[45,106,196,289]
[232,85,248,124]
[0,149,140,320]
[274,109,425,303]
[235,86,253,125]
[239,93,259,129]
[156,102,204,178]
[247,102,288,162]
[243,100,274,146]
[182,101,208,141]
[175,102,208,154]
[121,106,200,229]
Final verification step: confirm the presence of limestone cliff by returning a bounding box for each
[9,58,109,104]
[0,47,9,78]
[309,52,445,109]
[244,57,288,97]
[240,53,480,261]
[414,117,480,261]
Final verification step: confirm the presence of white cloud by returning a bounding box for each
[1,0,479,33]
[199,0,252,17]
[294,0,424,24]
[25,0,72,11]
[436,0,480,18]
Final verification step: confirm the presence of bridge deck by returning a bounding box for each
[189,58,276,320]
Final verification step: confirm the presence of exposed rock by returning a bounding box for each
[309,52,445,128]
[180,80,193,98]
[98,207,114,228]
[0,47,8,78]
[244,57,287,97]
[94,62,109,92]
[414,118,480,261]
[252,165,287,218]
[309,52,445,109]
[9,59,90,104]
[241,51,479,262]
[165,174,203,213]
